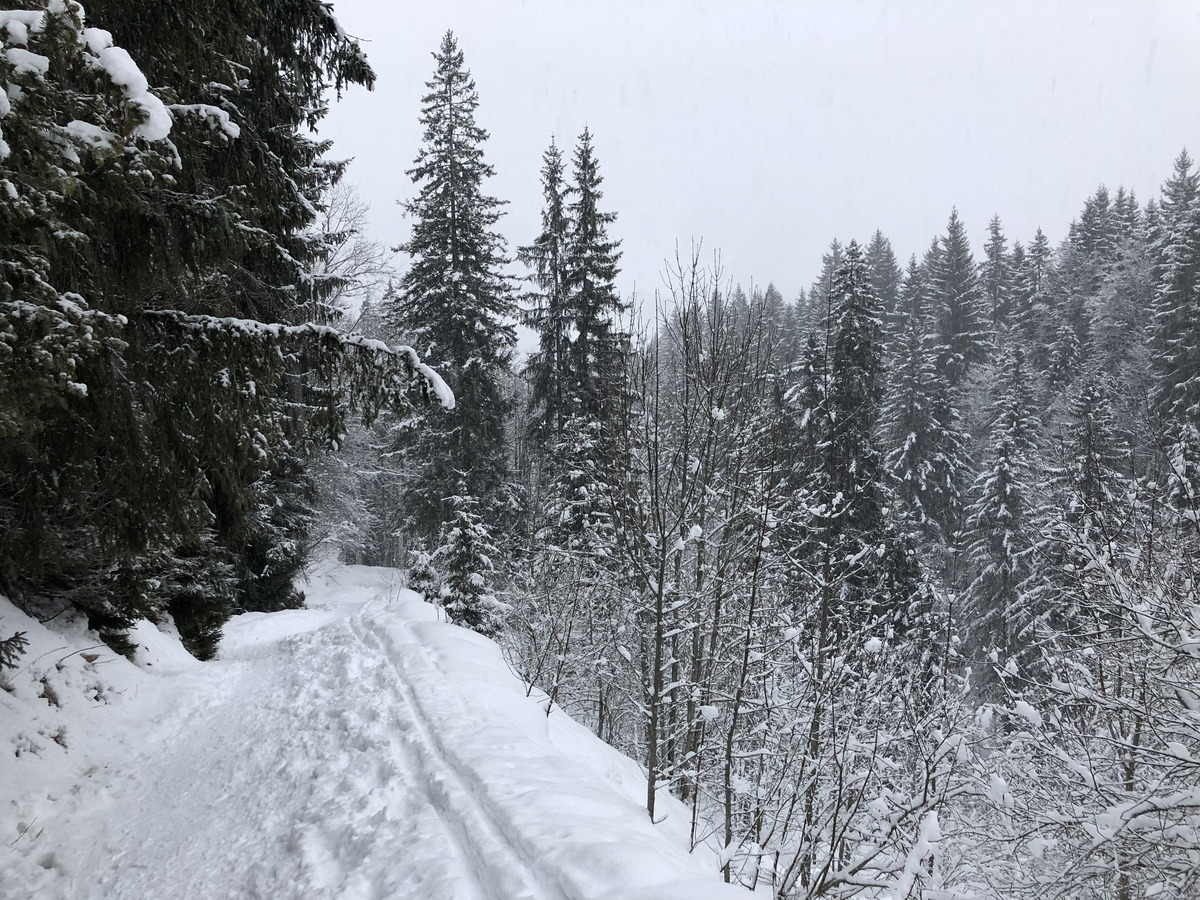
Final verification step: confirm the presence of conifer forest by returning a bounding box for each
[3,3,1200,899]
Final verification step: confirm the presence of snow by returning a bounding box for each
[80,27,112,57]
[1010,699,1043,729]
[5,46,49,76]
[1,563,741,899]
[81,29,171,142]
[167,103,240,139]
[0,9,45,44]
[146,311,456,410]
[887,811,940,900]
[63,120,116,148]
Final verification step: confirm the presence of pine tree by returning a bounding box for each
[758,283,797,370]
[931,208,990,386]
[1046,315,1085,387]
[810,239,844,323]
[826,242,887,544]
[865,229,902,324]
[1026,227,1052,296]
[790,242,918,638]
[1017,226,1054,365]
[0,2,437,656]
[539,410,614,555]
[980,215,1013,327]
[1070,185,1117,267]
[563,127,626,425]
[1090,222,1154,420]
[1065,374,1126,520]
[1113,186,1142,239]
[390,31,516,542]
[882,257,968,539]
[520,139,571,441]
[965,347,1042,689]
[437,489,505,636]
[87,0,382,622]
[1150,150,1200,430]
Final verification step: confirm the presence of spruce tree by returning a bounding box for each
[1070,185,1118,269]
[390,31,515,543]
[563,127,626,425]
[931,208,989,386]
[980,215,1013,327]
[1007,240,1033,340]
[965,347,1042,690]
[0,1,424,656]
[1065,374,1126,520]
[520,139,572,441]
[865,229,902,324]
[1017,226,1054,366]
[789,242,918,639]
[1151,150,1200,430]
[1113,185,1142,239]
[437,488,505,637]
[1026,227,1052,296]
[882,257,968,539]
[809,239,844,326]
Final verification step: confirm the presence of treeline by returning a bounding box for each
[0,1,441,658]
[331,33,1200,899]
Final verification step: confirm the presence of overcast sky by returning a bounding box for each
[318,0,1200,312]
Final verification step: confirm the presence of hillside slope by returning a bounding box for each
[1,564,744,900]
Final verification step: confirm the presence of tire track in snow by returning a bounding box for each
[33,611,491,900]
[349,608,571,900]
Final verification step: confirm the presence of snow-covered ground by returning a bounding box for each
[1,563,744,899]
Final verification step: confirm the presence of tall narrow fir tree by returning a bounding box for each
[390,31,516,544]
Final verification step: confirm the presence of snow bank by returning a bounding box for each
[1,565,743,899]
[357,590,742,900]
[0,594,206,894]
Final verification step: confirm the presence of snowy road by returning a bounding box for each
[2,565,742,900]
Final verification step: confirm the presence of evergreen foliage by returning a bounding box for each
[517,128,626,640]
[865,229,902,324]
[0,627,29,670]
[563,127,626,426]
[389,31,515,543]
[882,256,967,538]
[8,17,1200,890]
[437,489,504,637]
[788,241,918,639]
[980,214,1013,327]
[520,138,571,441]
[931,208,989,386]
[965,347,1043,690]
[0,2,440,657]
[1151,150,1200,430]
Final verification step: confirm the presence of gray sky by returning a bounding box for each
[319,0,1200,311]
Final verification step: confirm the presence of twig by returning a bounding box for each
[56,645,106,667]
[0,646,68,691]
[9,817,37,848]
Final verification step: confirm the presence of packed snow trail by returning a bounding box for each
[1,565,744,900]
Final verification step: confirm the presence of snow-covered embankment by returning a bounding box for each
[1,564,743,899]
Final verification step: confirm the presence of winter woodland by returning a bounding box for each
[3,4,1200,898]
